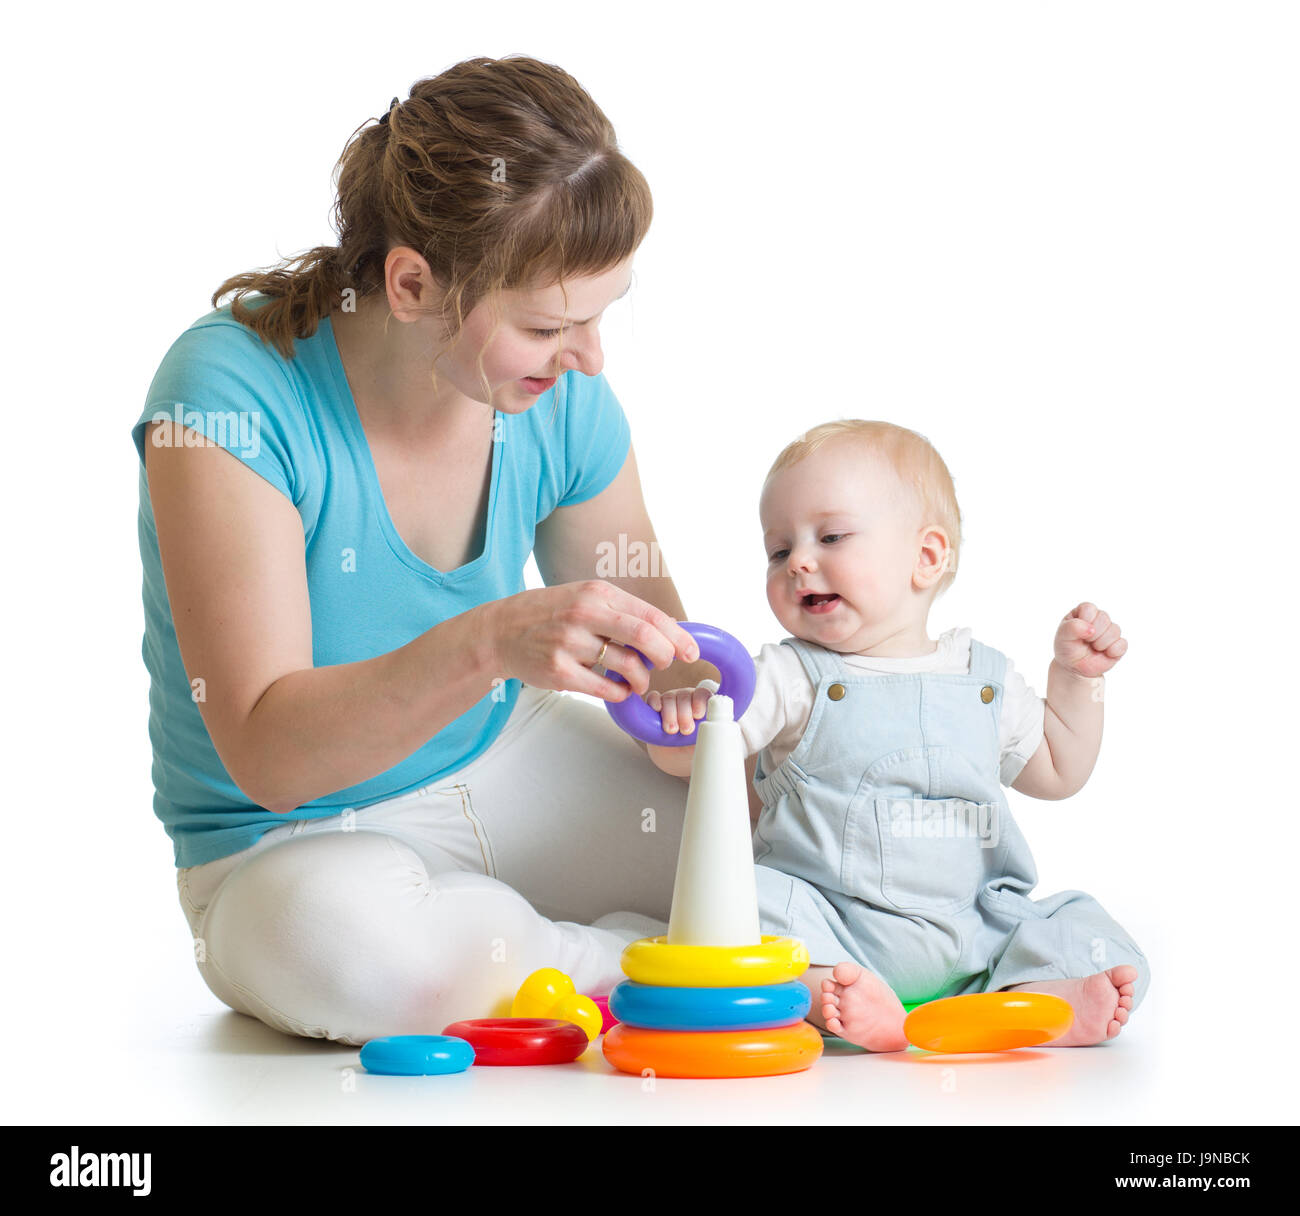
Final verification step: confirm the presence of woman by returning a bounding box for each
[132,56,731,1045]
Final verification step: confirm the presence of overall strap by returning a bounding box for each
[777,636,844,687]
[967,637,1009,685]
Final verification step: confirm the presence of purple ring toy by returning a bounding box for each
[603,621,756,746]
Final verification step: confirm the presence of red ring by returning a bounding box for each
[441,1018,589,1066]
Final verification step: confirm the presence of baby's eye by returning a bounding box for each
[821,534,844,544]
[768,548,789,563]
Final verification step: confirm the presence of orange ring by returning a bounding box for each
[903,992,1074,1053]
[602,1021,824,1078]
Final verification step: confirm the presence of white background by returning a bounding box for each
[2,0,1296,1126]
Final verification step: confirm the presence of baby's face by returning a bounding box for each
[760,441,929,652]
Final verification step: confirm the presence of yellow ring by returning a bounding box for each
[620,935,809,987]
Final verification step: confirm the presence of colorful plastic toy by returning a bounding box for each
[621,935,809,988]
[903,992,1074,1053]
[441,1018,590,1066]
[511,968,603,1041]
[603,1021,824,1078]
[359,1034,475,1076]
[609,980,811,1031]
[587,994,618,1034]
[600,630,821,1080]
[604,621,756,746]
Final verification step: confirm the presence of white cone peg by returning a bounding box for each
[666,694,763,947]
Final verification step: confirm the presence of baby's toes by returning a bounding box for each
[1118,993,1133,1011]
[1113,1005,1130,1025]
[832,961,863,986]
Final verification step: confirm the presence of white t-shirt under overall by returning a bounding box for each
[703,627,1046,788]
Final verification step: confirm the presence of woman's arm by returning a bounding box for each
[535,444,766,821]
[145,421,503,814]
[533,443,719,694]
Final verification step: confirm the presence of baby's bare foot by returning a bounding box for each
[1006,965,1138,1046]
[816,961,908,1052]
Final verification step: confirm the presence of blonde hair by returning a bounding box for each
[763,420,962,596]
[211,55,652,409]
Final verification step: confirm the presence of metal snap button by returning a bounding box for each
[828,683,846,701]
[980,685,995,703]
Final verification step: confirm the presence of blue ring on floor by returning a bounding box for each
[608,979,811,1031]
[360,1034,475,1075]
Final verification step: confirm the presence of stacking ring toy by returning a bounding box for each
[441,1018,589,1065]
[620,935,809,988]
[603,1021,824,1078]
[359,1034,474,1076]
[609,979,811,1031]
[604,621,756,746]
[903,992,1074,1053]
[587,994,619,1034]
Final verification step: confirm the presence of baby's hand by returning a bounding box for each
[1054,602,1128,678]
[646,685,713,738]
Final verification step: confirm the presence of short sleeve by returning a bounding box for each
[998,657,1046,786]
[556,370,632,507]
[131,319,306,506]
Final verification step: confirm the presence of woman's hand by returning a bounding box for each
[646,684,713,738]
[483,580,700,700]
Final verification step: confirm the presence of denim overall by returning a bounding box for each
[751,636,1151,1008]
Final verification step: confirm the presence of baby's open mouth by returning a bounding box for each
[801,592,840,609]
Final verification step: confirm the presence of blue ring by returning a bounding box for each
[359,1034,475,1075]
[608,979,811,1031]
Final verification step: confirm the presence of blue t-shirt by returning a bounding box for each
[131,298,632,867]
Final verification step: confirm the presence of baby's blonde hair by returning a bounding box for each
[763,420,962,596]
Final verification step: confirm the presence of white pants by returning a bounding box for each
[176,685,681,1045]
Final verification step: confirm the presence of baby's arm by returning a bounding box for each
[1011,602,1128,800]
[644,682,767,825]
[643,683,713,778]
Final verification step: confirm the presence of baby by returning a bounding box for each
[642,420,1149,1050]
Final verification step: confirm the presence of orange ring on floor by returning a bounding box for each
[602,1020,824,1078]
[903,992,1074,1053]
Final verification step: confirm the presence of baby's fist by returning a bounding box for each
[1054,602,1128,678]
[646,684,713,738]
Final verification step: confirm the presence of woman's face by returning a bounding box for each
[431,256,634,412]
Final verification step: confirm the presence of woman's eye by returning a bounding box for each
[531,327,564,338]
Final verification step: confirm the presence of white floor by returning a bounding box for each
[9,881,1273,1126]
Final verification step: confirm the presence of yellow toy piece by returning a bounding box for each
[511,968,603,1042]
[619,935,809,988]
[903,991,1074,1053]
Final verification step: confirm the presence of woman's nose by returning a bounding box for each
[556,326,603,377]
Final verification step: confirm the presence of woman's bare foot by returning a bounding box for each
[805,962,908,1051]
[1006,965,1138,1046]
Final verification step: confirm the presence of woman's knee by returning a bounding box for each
[198,831,446,1041]
[195,830,584,1043]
